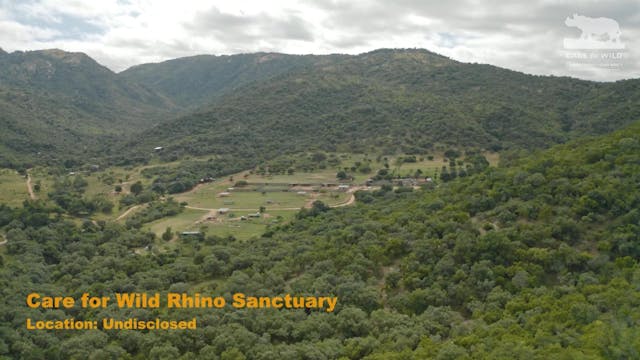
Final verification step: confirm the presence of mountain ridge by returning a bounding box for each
[119,51,349,109]
[0,48,180,167]
[1,47,639,170]
[116,48,640,167]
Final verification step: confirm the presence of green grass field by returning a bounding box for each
[175,183,349,210]
[0,169,29,207]
[158,175,350,239]
[0,151,499,240]
[146,207,208,234]
[199,209,293,240]
[145,207,295,240]
[253,167,341,184]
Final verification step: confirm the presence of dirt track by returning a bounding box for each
[116,205,142,221]
[26,170,36,200]
[184,192,356,212]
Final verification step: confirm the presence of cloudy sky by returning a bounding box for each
[0,0,639,81]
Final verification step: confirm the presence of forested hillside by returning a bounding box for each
[120,52,346,109]
[121,49,640,166]
[2,48,639,171]
[2,119,638,358]
[0,49,177,167]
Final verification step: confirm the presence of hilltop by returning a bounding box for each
[120,52,347,109]
[0,49,178,167]
[119,48,640,166]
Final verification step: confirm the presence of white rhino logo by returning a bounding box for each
[564,14,624,49]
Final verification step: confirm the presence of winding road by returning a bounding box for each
[184,192,356,213]
[116,205,142,221]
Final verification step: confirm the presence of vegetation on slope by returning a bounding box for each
[120,52,346,109]
[0,49,178,167]
[121,49,640,168]
[1,120,639,358]
[3,47,640,174]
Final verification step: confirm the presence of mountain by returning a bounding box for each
[121,49,640,164]
[119,52,346,109]
[0,49,177,167]
[3,48,639,169]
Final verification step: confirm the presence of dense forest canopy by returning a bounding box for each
[2,119,639,359]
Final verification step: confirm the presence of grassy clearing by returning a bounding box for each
[0,169,29,207]
[254,167,340,184]
[175,182,349,210]
[145,207,294,240]
[146,207,208,234]
[197,210,295,240]
[0,151,499,239]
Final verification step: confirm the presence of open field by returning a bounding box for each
[197,210,295,239]
[146,207,208,234]
[174,178,350,210]
[152,174,352,239]
[0,151,498,239]
[0,169,29,207]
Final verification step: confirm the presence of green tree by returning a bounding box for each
[130,181,143,196]
[162,227,173,241]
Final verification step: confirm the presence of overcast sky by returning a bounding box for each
[0,0,638,81]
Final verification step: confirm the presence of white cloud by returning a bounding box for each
[0,0,638,80]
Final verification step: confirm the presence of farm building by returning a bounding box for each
[218,192,231,197]
[218,208,230,214]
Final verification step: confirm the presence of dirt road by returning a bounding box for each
[116,205,141,221]
[26,170,36,200]
[184,193,356,212]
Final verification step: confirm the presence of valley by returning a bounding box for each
[1,151,497,241]
[1,44,639,359]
